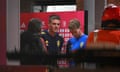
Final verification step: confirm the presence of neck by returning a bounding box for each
[48,29,56,37]
[76,32,84,38]
[79,30,84,36]
[80,33,84,36]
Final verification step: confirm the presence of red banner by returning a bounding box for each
[20,11,85,43]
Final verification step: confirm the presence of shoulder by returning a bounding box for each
[87,31,95,39]
[110,30,120,35]
[68,37,75,42]
[21,31,32,37]
[56,33,64,39]
[82,34,88,39]
[21,31,27,35]
[41,30,49,38]
[41,30,47,35]
[58,34,64,38]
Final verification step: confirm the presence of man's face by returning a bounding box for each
[70,28,80,38]
[49,19,60,33]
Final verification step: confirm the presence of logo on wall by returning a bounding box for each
[21,22,26,28]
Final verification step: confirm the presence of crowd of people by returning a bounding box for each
[20,4,120,68]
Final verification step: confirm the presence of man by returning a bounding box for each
[41,14,64,67]
[67,19,88,54]
[66,19,88,67]
[86,4,120,49]
[86,4,120,67]
[20,18,46,65]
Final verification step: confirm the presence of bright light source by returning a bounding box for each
[47,5,76,12]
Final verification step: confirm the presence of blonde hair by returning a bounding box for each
[68,18,80,30]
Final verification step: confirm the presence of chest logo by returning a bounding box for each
[80,42,84,48]
[57,40,60,47]
[45,40,48,46]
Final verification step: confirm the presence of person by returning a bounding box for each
[41,14,64,67]
[66,19,88,67]
[86,4,120,67]
[67,19,88,54]
[86,4,120,49]
[20,18,47,65]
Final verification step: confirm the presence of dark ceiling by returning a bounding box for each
[34,0,76,5]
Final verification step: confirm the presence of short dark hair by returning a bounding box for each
[68,19,80,30]
[102,19,120,29]
[28,18,42,33]
[49,14,61,23]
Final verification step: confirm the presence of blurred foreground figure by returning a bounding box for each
[87,4,120,49]
[20,18,47,65]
